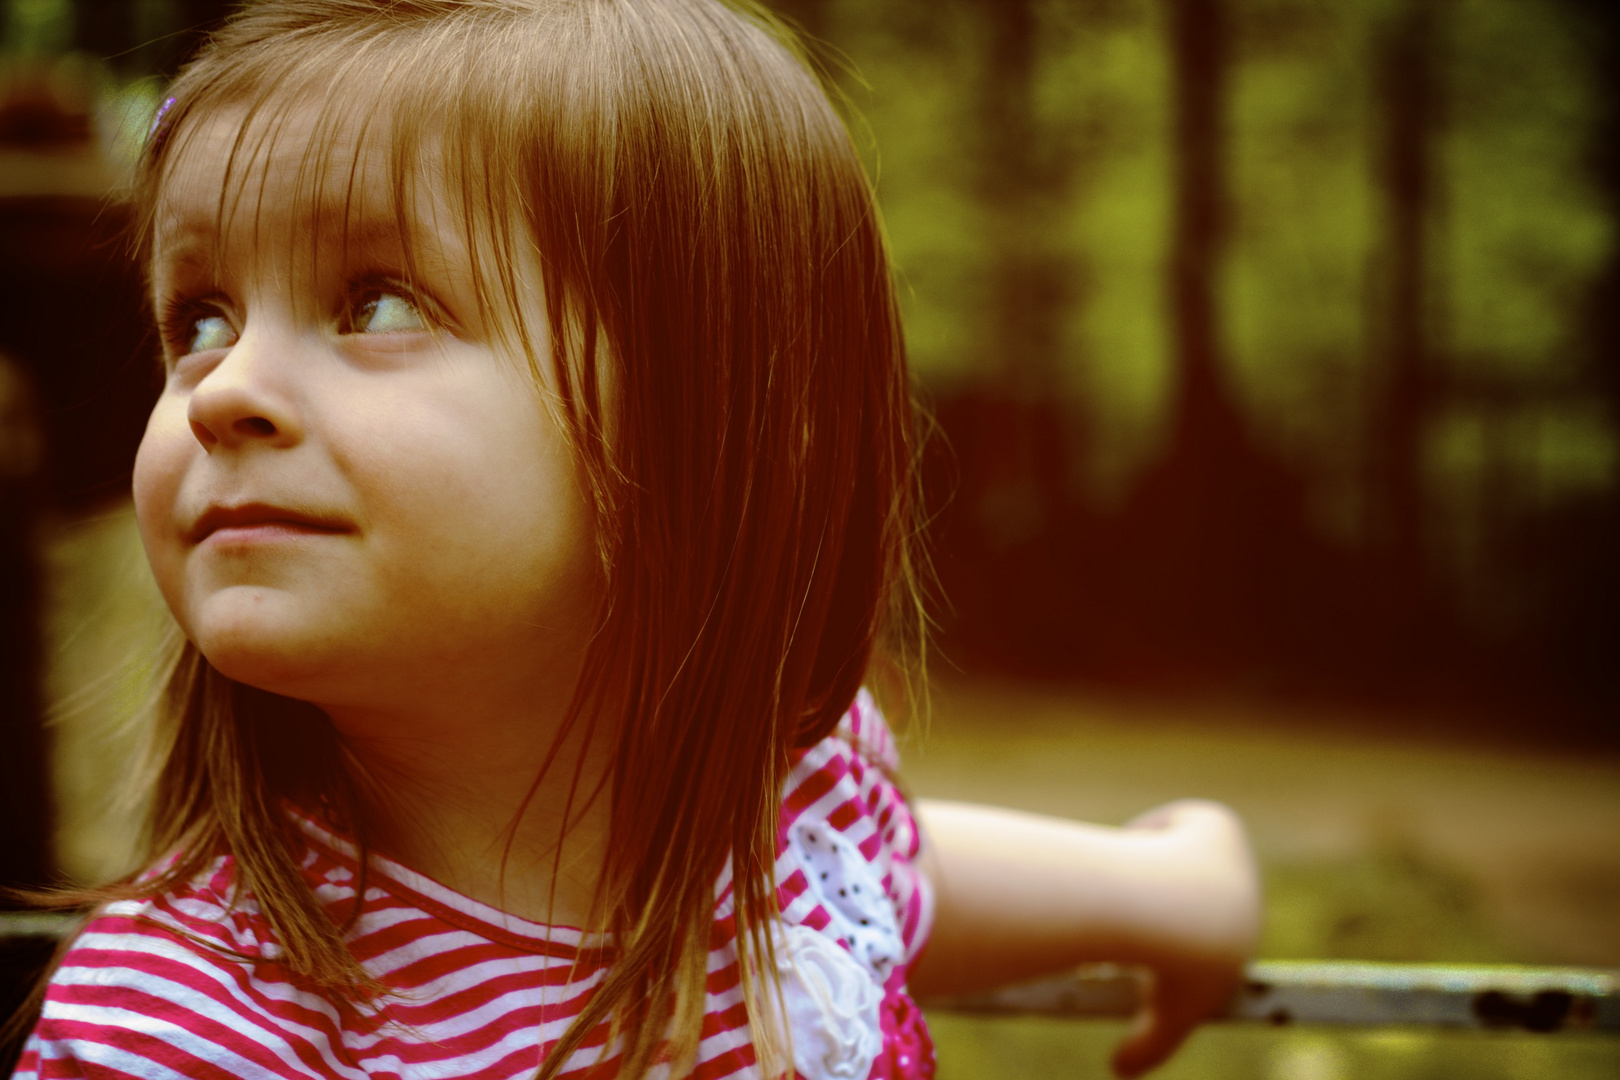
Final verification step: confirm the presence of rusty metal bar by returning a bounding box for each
[931,961,1620,1034]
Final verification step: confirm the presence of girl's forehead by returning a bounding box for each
[151,103,456,258]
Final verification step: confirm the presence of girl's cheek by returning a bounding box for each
[132,398,192,607]
[133,403,175,520]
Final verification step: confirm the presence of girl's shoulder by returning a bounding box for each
[15,855,332,1080]
[77,850,284,966]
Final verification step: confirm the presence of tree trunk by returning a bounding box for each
[1370,0,1440,600]
[1167,0,1230,442]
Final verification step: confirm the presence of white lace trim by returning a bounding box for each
[772,922,884,1080]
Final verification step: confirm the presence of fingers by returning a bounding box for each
[1109,995,1193,1079]
[1109,962,1242,1078]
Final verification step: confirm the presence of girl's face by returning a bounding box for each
[134,108,600,716]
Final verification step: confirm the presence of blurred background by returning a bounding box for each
[1,0,1617,1077]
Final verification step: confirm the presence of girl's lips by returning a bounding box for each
[188,503,353,544]
[203,522,348,546]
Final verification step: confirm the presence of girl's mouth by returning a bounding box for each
[188,503,353,544]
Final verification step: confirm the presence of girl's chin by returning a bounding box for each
[189,614,416,713]
[198,638,335,699]
[185,606,352,699]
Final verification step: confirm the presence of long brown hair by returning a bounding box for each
[55,1,925,1076]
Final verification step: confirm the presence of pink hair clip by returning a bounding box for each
[147,94,178,148]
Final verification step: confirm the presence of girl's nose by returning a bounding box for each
[184,327,304,451]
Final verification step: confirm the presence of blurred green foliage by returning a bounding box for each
[3,0,72,55]
[818,0,1616,643]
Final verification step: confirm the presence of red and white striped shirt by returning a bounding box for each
[16,691,934,1080]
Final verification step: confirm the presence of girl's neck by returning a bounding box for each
[324,683,615,931]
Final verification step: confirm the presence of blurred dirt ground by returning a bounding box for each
[40,501,1620,1079]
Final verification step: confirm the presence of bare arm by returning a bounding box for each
[908,798,1261,1077]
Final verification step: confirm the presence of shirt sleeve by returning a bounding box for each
[776,688,933,985]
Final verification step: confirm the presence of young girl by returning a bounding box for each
[15,2,1259,1078]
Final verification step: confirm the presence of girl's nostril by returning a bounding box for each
[236,417,277,437]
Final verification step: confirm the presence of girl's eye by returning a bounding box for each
[175,312,237,356]
[349,290,428,334]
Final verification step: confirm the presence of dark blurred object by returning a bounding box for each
[0,195,154,507]
[72,0,234,79]
[1542,0,1620,725]
[0,924,62,1075]
[0,54,155,509]
[0,59,91,146]
[0,352,50,899]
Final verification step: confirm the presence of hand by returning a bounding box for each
[909,795,1262,1076]
[1109,800,1261,1077]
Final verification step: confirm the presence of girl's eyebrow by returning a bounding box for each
[151,209,467,276]
[151,223,219,276]
[340,212,475,280]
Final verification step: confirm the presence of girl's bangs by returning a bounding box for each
[148,26,546,365]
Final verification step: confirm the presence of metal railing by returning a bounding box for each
[4,912,1616,1035]
[939,960,1620,1034]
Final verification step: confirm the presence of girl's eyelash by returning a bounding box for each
[159,294,233,357]
[341,276,439,333]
